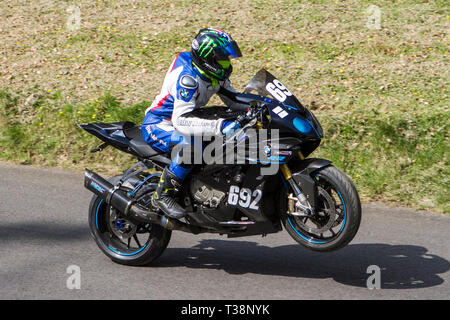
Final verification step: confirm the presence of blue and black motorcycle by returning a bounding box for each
[80,69,361,266]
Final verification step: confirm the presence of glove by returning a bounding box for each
[221,120,242,137]
[221,109,254,136]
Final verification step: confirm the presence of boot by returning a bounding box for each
[152,168,186,219]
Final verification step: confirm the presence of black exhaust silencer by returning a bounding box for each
[84,169,204,234]
[84,169,135,216]
[84,169,206,234]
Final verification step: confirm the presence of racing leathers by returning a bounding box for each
[141,51,239,218]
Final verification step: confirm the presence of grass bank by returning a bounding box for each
[0,0,449,213]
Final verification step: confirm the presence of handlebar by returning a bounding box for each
[223,101,266,144]
[235,101,265,126]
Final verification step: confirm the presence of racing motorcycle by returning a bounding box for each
[80,69,361,266]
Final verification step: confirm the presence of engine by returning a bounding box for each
[190,179,226,208]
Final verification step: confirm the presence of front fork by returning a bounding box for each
[280,151,314,216]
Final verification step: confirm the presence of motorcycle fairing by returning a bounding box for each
[184,164,283,237]
[78,122,171,166]
[244,69,324,141]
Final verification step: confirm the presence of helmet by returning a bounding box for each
[191,28,242,81]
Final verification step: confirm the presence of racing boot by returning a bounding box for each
[152,168,186,219]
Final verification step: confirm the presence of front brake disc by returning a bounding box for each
[294,186,336,234]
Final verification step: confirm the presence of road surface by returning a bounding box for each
[0,163,449,299]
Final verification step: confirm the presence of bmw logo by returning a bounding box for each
[180,88,189,99]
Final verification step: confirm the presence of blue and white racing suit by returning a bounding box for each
[141,51,238,179]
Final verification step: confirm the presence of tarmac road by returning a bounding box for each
[0,163,449,300]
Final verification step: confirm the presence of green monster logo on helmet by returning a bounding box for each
[191,28,242,81]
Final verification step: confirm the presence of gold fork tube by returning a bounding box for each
[280,164,292,180]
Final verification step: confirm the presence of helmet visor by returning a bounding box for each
[223,40,242,59]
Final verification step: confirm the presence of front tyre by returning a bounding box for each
[88,175,171,266]
[281,165,361,252]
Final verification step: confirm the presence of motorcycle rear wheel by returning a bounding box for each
[88,175,171,266]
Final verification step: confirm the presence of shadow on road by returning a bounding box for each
[154,239,449,289]
[1,222,448,290]
[0,221,90,243]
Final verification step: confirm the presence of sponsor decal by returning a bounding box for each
[179,88,190,100]
[275,150,292,156]
[272,106,289,119]
[203,62,218,72]
[90,181,105,193]
[192,39,199,50]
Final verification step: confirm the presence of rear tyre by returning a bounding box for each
[88,175,171,266]
[281,165,361,252]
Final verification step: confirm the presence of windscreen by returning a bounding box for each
[244,69,304,111]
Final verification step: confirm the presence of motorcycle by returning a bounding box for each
[80,69,361,266]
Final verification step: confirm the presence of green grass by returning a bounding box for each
[0,0,449,213]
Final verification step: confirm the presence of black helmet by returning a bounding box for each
[191,28,242,81]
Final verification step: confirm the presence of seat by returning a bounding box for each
[124,125,163,158]
[123,125,141,140]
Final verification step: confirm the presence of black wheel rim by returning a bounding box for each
[93,174,161,256]
[95,200,153,256]
[287,173,347,244]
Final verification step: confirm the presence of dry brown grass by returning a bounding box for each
[0,0,449,212]
[1,1,447,107]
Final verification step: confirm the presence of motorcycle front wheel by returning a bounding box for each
[281,165,361,252]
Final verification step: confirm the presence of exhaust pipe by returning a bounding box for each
[84,169,201,234]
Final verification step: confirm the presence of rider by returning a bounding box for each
[141,28,244,220]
